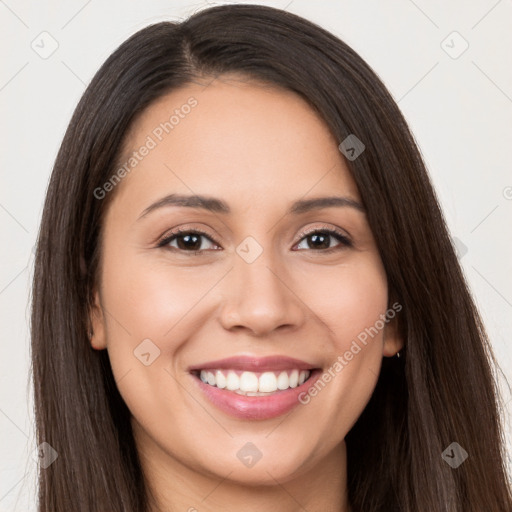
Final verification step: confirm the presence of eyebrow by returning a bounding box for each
[137,193,365,220]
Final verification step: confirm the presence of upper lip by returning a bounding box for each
[188,355,318,373]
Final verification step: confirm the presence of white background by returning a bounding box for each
[1,0,511,509]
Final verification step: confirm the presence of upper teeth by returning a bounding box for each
[199,369,311,394]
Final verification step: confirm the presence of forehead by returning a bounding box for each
[110,75,360,215]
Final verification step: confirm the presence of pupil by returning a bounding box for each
[309,233,329,249]
[178,234,200,250]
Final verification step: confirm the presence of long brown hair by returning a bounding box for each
[31,4,512,511]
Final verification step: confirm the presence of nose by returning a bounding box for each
[218,249,306,337]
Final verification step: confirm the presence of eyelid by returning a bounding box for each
[293,223,352,248]
[156,225,220,249]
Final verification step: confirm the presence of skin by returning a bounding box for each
[90,74,403,512]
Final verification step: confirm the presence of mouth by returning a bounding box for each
[192,368,313,396]
[188,355,322,420]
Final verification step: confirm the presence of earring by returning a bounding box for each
[396,350,401,358]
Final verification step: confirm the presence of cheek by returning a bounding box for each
[98,253,204,431]
[98,248,232,416]
[101,250,217,343]
[302,257,388,353]
[293,257,388,434]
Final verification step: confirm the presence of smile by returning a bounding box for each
[189,355,322,420]
[197,369,312,395]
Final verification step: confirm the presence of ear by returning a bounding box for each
[89,288,107,350]
[382,314,404,358]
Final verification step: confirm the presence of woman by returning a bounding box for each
[31,4,512,511]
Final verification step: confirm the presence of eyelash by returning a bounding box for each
[157,225,352,255]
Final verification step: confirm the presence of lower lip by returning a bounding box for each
[192,370,322,420]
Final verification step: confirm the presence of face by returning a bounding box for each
[90,75,402,494]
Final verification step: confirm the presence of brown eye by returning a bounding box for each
[159,230,220,252]
[295,229,352,251]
